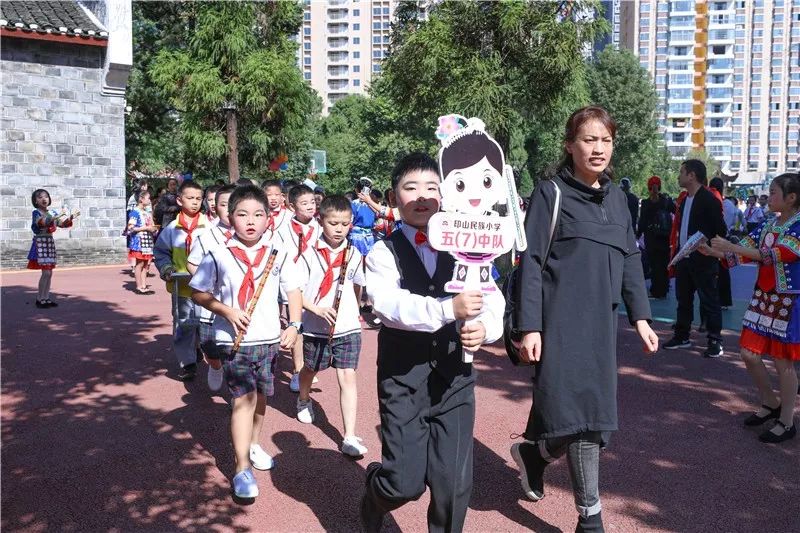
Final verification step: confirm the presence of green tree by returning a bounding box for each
[371,0,607,193]
[587,47,663,189]
[149,1,320,182]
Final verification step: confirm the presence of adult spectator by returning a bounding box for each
[744,195,765,233]
[663,160,727,357]
[153,175,180,228]
[620,177,639,231]
[637,175,675,299]
[513,106,657,533]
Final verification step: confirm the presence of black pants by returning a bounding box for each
[675,259,722,342]
[366,372,475,533]
[645,237,670,298]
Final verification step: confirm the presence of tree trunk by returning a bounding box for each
[226,109,240,183]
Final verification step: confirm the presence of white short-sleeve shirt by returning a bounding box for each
[190,236,301,346]
[298,238,365,338]
[187,224,233,322]
[273,217,320,264]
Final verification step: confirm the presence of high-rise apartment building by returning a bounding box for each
[620,0,800,184]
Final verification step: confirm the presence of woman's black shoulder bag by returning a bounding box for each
[502,180,561,365]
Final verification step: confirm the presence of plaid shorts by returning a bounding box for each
[223,343,280,398]
[198,321,215,346]
[303,332,361,372]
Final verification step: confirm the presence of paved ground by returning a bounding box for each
[1,265,798,533]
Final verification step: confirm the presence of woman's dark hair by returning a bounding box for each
[709,177,724,194]
[391,152,438,189]
[559,106,617,173]
[228,184,268,213]
[318,194,353,219]
[771,173,800,208]
[31,188,51,208]
[440,131,504,179]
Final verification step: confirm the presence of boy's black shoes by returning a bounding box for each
[663,336,691,350]
[510,441,547,501]
[703,340,723,358]
[178,363,197,381]
[360,462,385,533]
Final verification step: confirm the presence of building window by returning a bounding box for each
[304,28,311,36]
[354,79,361,87]
[373,50,382,59]
[353,23,360,30]
[383,7,390,14]
[304,72,311,80]
[353,65,360,73]
[304,43,311,50]
[373,7,381,15]
[373,22,381,30]
[304,57,311,65]
[673,132,686,143]
[353,9,360,16]
[354,37,360,44]
[353,51,360,59]
[373,36,381,44]
[373,64,382,73]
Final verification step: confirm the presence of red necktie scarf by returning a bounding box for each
[228,245,268,309]
[315,246,345,303]
[267,209,282,233]
[178,212,200,254]
[415,231,428,246]
[291,220,314,260]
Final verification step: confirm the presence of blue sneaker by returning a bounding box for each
[232,468,259,498]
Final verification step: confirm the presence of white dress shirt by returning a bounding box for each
[365,225,504,343]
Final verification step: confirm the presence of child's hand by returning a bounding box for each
[460,321,486,350]
[312,305,337,326]
[224,308,250,336]
[453,291,483,320]
[280,326,298,349]
[161,266,176,281]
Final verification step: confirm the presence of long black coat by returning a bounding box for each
[516,168,651,442]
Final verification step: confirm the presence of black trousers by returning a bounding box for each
[366,371,475,533]
[674,259,722,342]
[717,262,732,307]
[645,237,670,298]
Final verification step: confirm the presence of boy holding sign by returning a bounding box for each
[361,152,504,532]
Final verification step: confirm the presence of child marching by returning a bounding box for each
[28,189,77,308]
[190,184,303,499]
[701,172,800,444]
[187,183,236,391]
[154,180,211,380]
[127,189,158,295]
[295,195,368,457]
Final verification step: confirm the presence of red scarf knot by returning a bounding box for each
[178,212,200,255]
[315,245,345,303]
[228,245,268,310]
[291,219,314,261]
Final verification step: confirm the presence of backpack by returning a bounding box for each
[502,180,561,366]
[648,196,673,237]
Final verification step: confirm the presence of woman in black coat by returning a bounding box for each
[511,106,658,533]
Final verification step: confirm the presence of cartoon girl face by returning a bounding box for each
[441,156,505,215]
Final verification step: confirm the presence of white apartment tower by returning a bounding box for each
[300,0,399,114]
[621,0,800,185]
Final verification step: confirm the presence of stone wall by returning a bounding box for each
[0,38,127,269]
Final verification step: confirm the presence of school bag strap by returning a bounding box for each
[503,179,561,366]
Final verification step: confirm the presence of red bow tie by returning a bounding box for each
[415,231,428,246]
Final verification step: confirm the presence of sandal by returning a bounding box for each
[44,299,58,307]
[743,404,781,426]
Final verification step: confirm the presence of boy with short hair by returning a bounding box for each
[296,195,368,457]
[275,184,321,392]
[187,184,236,390]
[204,184,220,224]
[360,153,504,532]
[190,184,303,498]
[154,180,210,380]
[262,179,290,236]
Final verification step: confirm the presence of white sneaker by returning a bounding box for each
[341,436,368,457]
[207,365,224,391]
[296,398,314,423]
[289,372,300,393]
[249,444,274,471]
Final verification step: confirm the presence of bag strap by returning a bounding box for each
[542,180,561,271]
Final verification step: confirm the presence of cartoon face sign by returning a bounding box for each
[440,155,506,215]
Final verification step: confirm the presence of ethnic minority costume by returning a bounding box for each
[27,209,72,270]
[350,200,377,256]
[725,213,800,361]
[127,208,155,261]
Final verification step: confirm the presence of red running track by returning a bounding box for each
[1,265,798,532]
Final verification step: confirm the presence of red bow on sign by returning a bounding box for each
[415,231,428,246]
[315,246,345,303]
[228,246,268,309]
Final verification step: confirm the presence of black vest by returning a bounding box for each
[377,231,470,387]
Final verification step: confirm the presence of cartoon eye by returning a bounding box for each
[483,176,492,189]
[456,179,465,192]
